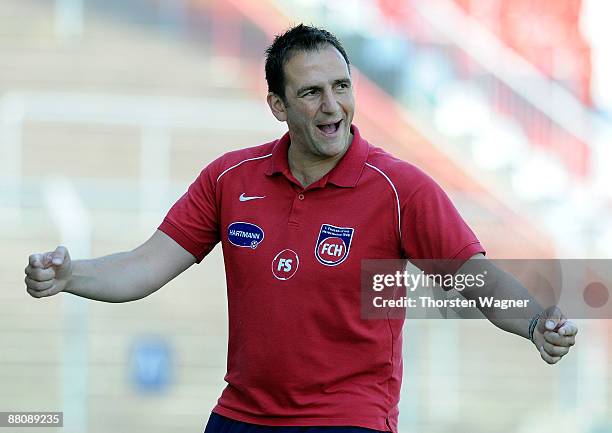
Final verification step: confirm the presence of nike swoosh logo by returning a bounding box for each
[239,193,266,202]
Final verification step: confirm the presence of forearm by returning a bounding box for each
[64,251,157,303]
[458,260,543,339]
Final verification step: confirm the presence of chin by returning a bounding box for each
[308,124,350,157]
[318,139,348,157]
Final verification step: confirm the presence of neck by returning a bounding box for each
[287,133,353,187]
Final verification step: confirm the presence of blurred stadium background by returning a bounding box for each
[0,0,611,432]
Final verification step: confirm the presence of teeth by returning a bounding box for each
[317,120,342,135]
[319,123,336,134]
[318,120,341,126]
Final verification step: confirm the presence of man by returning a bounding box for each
[24,25,577,432]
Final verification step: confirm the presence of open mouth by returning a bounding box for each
[317,120,342,136]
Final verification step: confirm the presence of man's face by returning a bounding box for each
[269,45,355,160]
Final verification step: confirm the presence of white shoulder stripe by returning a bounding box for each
[216,153,273,183]
[365,162,401,240]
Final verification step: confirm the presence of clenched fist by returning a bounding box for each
[532,306,578,364]
[24,246,72,298]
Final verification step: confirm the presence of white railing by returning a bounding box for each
[0,91,283,214]
[44,177,90,433]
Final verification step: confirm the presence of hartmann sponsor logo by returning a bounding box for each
[229,230,261,239]
[227,222,265,249]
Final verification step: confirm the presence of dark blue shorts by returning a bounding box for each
[203,413,387,433]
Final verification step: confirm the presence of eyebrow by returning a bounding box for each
[296,78,352,96]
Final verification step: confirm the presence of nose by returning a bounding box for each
[320,88,339,113]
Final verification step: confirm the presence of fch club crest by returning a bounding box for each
[315,224,355,266]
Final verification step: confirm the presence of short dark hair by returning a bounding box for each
[264,24,351,100]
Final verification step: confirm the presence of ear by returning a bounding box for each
[267,92,288,122]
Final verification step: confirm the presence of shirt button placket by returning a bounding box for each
[288,192,305,227]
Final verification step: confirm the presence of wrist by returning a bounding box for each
[528,312,541,342]
[60,261,76,294]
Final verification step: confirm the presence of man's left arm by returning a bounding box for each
[456,253,578,364]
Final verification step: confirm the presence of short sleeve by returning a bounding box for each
[158,163,220,263]
[401,176,485,263]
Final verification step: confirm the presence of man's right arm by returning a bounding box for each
[25,230,196,302]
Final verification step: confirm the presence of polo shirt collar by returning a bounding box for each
[265,124,368,188]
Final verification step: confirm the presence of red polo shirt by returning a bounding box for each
[158,125,484,432]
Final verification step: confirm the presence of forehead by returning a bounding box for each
[283,45,350,89]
